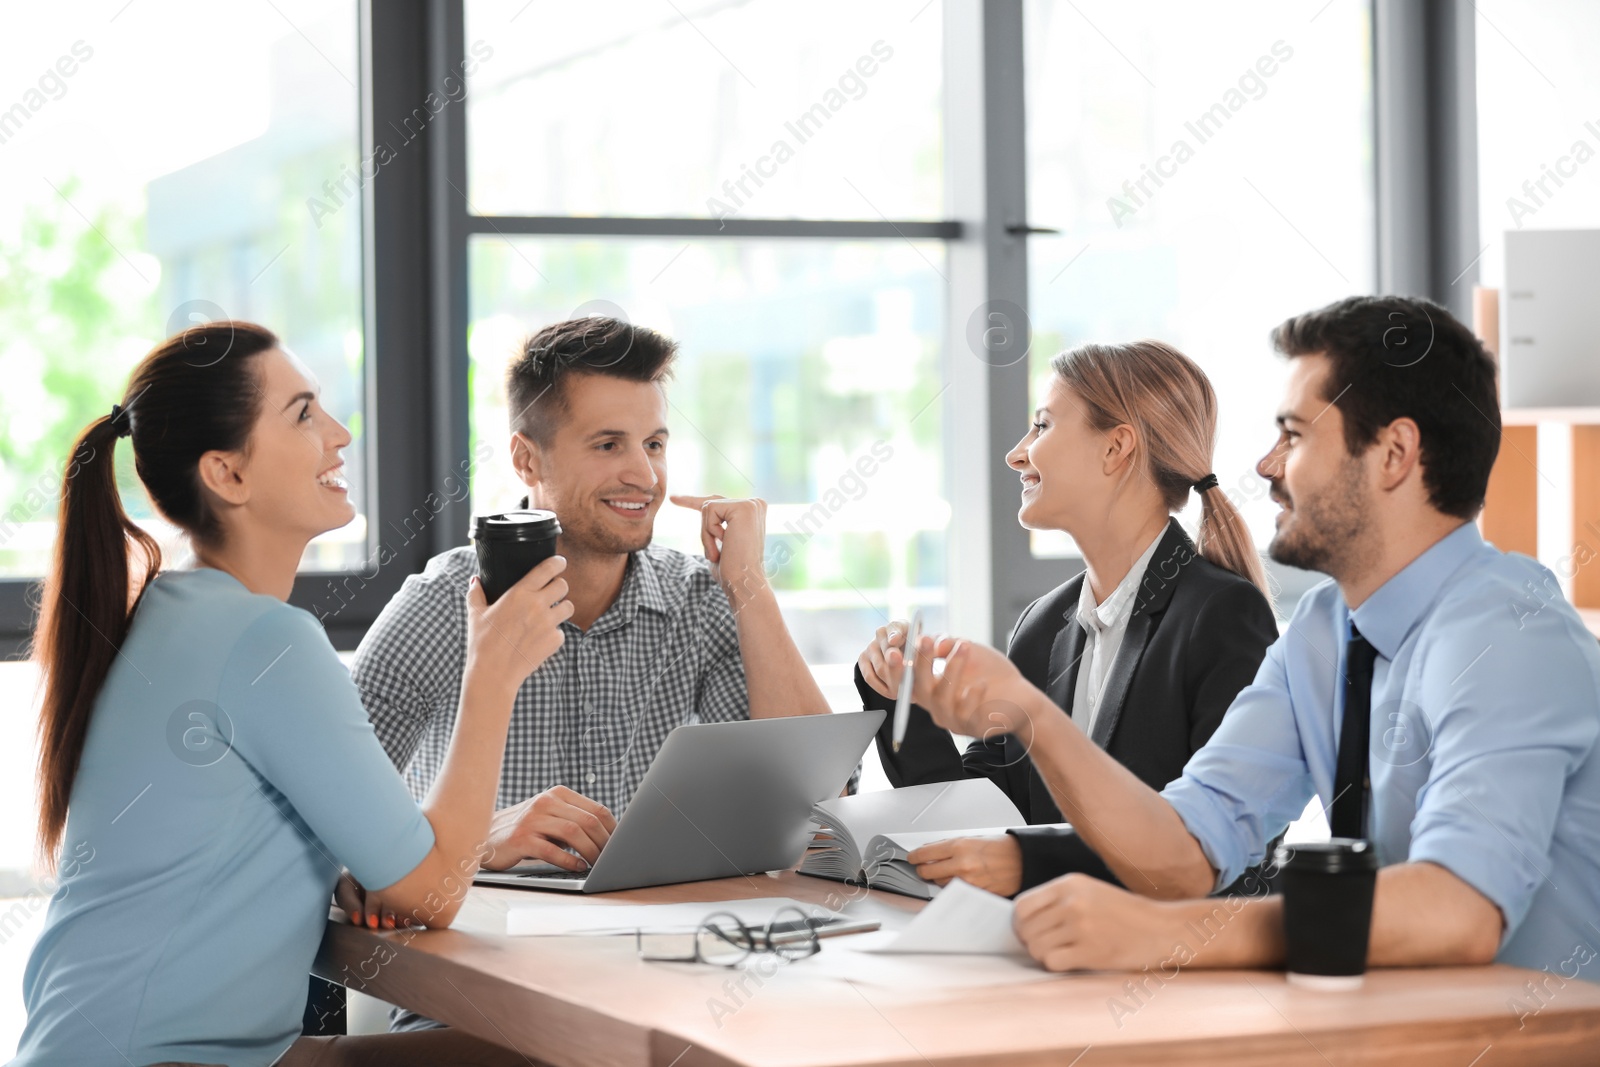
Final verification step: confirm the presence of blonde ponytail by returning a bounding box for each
[1195,483,1272,603]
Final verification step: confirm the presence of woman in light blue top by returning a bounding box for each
[16,322,574,1067]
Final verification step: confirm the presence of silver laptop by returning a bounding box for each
[474,710,886,894]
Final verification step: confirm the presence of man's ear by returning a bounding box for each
[1102,423,1139,477]
[1374,416,1423,492]
[509,431,543,489]
[196,449,250,507]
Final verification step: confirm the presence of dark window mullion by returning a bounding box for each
[287,0,452,650]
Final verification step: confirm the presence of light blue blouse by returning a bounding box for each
[13,568,436,1066]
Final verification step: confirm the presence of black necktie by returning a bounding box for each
[1331,626,1377,839]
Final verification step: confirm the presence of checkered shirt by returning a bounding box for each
[351,544,750,817]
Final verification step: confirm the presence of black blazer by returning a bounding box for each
[856,517,1278,893]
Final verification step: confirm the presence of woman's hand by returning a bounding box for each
[334,871,419,931]
[909,634,1044,741]
[907,834,1024,897]
[857,619,912,700]
[464,555,574,695]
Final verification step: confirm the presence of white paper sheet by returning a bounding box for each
[785,931,1053,988]
[864,879,1028,956]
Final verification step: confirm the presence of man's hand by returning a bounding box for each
[670,494,770,608]
[481,785,618,872]
[857,619,912,700]
[908,834,1023,897]
[672,494,832,720]
[1014,873,1193,972]
[910,634,1046,740]
[1014,861,1505,976]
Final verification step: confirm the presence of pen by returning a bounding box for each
[891,611,923,752]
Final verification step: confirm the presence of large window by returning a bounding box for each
[463,0,951,661]
[1022,0,1374,559]
[0,0,367,578]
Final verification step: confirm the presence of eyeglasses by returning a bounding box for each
[635,906,824,967]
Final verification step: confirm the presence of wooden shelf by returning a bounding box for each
[1477,288,1600,611]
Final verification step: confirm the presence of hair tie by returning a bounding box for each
[1192,473,1219,493]
[108,403,132,439]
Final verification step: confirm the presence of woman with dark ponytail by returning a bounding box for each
[855,340,1279,898]
[33,395,162,869]
[20,323,568,1066]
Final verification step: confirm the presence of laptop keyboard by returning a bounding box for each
[513,868,587,880]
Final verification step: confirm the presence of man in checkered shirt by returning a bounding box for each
[351,316,833,882]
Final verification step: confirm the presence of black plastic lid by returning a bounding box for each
[1274,837,1379,874]
[470,509,561,543]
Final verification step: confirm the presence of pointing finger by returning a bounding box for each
[669,493,727,511]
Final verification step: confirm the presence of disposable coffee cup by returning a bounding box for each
[1275,837,1379,990]
[471,510,561,605]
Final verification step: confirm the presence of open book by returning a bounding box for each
[799,780,1026,899]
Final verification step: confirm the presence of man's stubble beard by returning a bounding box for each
[558,507,656,557]
[1267,455,1370,578]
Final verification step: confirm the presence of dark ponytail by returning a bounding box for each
[32,321,279,869]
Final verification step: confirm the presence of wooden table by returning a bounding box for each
[314,870,1600,1067]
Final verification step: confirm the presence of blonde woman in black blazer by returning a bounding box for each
[857,340,1277,896]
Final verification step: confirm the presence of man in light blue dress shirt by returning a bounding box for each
[909,294,1600,983]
